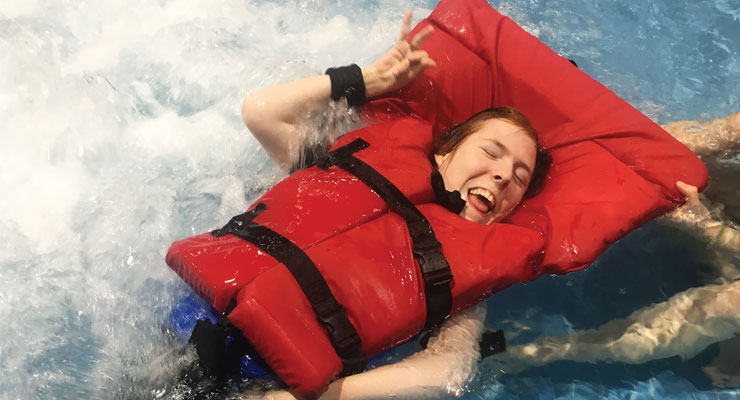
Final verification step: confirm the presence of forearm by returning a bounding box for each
[241,74,332,168]
[263,304,486,400]
[318,357,463,400]
[321,304,486,400]
[241,67,390,168]
[242,12,435,169]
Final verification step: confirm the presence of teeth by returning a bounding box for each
[470,188,495,206]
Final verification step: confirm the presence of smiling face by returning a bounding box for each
[434,118,538,225]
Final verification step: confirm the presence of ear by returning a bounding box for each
[434,153,449,168]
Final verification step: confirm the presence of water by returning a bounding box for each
[1,0,738,398]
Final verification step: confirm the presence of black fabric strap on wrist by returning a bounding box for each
[480,329,506,358]
[212,203,366,376]
[325,64,366,107]
[315,138,454,331]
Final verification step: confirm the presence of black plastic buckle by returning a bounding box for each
[211,203,267,237]
[413,241,453,288]
[318,304,366,375]
[319,305,359,348]
[424,266,454,289]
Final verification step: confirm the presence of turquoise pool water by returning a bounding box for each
[1,0,738,398]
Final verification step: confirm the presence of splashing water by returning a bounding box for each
[1,0,738,399]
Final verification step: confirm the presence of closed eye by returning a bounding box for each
[514,169,530,185]
[482,148,498,159]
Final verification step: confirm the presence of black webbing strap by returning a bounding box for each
[316,138,453,330]
[189,316,254,378]
[211,203,366,376]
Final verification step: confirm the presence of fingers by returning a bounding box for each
[386,11,436,83]
[409,25,435,50]
[399,10,412,42]
[390,50,435,80]
[408,50,436,68]
[676,181,700,203]
[399,11,435,50]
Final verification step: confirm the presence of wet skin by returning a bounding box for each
[434,119,537,225]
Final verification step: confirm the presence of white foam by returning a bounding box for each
[0,0,40,19]
[0,1,423,397]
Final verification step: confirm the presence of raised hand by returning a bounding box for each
[362,11,436,98]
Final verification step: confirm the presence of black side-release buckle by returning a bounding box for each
[412,237,453,330]
[317,302,365,375]
[211,203,267,237]
[413,240,453,289]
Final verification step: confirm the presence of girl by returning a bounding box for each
[241,11,723,400]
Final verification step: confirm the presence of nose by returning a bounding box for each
[489,157,513,187]
[491,168,512,186]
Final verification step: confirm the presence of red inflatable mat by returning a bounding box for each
[365,0,708,274]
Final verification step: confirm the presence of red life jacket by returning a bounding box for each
[166,0,708,396]
[167,115,546,395]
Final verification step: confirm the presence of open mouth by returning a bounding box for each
[468,187,495,214]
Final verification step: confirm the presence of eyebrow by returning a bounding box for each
[488,139,533,175]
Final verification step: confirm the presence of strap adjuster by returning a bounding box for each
[412,240,452,288]
[318,303,365,374]
[423,266,454,289]
[318,304,356,346]
[212,203,267,237]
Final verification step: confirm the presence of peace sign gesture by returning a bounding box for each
[363,11,436,98]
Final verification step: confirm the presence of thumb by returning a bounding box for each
[676,181,699,203]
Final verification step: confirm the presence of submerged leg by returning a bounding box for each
[488,280,740,375]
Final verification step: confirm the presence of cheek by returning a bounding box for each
[460,153,490,178]
[440,154,472,189]
[501,187,527,208]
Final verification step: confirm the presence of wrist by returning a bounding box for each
[362,66,389,98]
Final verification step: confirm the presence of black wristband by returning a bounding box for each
[325,64,366,107]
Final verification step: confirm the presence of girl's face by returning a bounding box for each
[434,119,537,225]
